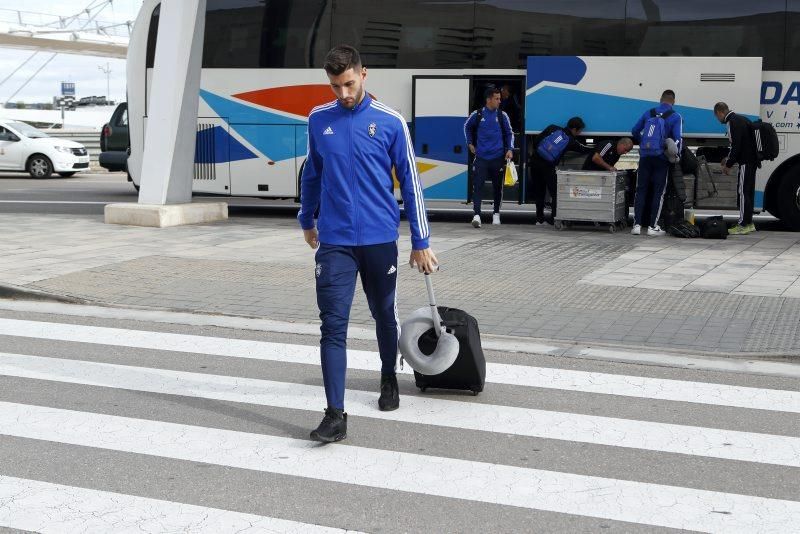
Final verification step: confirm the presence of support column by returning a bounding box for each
[105,0,227,227]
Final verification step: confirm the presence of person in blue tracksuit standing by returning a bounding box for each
[299,45,438,443]
[464,86,514,227]
[630,89,683,237]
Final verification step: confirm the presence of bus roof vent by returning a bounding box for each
[701,73,736,82]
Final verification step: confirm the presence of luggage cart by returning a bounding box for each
[554,170,628,233]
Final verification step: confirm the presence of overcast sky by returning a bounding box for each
[0,0,142,103]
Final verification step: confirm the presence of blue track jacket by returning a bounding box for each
[298,94,430,250]
[464,107,514,160]
[631,103,683,160]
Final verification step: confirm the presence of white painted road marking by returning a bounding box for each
[0,475,354,534]
[2,353,798,467]
[0,402,797,533]
[0,317,797,413]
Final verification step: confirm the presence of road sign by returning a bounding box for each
[61,82,75,96]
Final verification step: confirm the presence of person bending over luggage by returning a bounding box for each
[299,45,438,443]
[530,117,592,224]
[630,89,683,237]
[582,137,634,172]
[464,86,514,228]
[714,101,759,236]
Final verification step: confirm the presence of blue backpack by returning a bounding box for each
[639,108,674,157]
[536,128,570,163]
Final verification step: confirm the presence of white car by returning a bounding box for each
[0,120,90,178]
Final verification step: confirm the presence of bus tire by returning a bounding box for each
[777,165,800,231]
[295,159,306,203]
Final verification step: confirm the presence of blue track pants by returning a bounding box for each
[315,242,399,410]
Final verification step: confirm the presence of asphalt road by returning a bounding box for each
[0,171,791,230]
[0,302,798,532]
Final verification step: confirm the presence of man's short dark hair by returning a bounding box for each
[566,116,586,131]
[714,102,730,114]
[484,85,501,100]
[661,89,676,102]
[324,45,362,76]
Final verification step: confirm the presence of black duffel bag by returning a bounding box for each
[700,216,728,239]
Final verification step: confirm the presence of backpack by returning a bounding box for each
[668,221,700,238]
[639,108,674,158]
[536,128,570,163]
[751,120,779,161]
[699,216,728,239]
[680,146,699,176]
[469,108,511,153]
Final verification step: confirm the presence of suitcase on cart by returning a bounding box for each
[415,306,486,395]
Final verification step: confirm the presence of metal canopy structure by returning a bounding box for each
[0,2,130,59]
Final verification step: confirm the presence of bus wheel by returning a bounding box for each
[295,159,306,203]
[777,165,800,231]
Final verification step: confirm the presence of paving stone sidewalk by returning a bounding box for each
[3,213,800,355]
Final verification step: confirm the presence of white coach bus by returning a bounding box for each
[127,0,800,229]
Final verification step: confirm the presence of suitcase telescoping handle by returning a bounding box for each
[424,273,445,338]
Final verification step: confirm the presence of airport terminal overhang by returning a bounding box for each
[0,32,126,59]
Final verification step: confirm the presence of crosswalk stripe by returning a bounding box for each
[0,317,797,414]
[1,401,798,533]
[2,353,798,467]
[0,475,354,533]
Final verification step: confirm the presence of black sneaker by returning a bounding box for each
[310,408,347,443]
[378,374,400,411]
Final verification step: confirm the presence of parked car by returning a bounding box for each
[0,119,90,178]
[99,102,130,175]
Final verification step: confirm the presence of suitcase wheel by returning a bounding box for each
[419,386,427,393]
[471,389,480,396]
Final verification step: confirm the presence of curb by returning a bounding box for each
[0,283,86,305]
[0,296,797,362]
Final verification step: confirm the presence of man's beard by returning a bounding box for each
[340,86,364,109]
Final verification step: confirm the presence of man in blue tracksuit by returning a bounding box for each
[630,89,683,236]
[298,45,438,443]
[464,86,514,227]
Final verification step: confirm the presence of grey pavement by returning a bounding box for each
[0,306,797,532]
[2,210,800,355]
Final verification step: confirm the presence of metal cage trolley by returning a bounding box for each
[554,170,628,233]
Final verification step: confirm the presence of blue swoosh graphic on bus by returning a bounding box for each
[421,171,468,200]
[525,86,733,135]
[526,56,587,90]
[199,89,306,162]
[194,125,258,164]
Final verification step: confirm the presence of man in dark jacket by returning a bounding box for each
[714,101,759,235]
[582,138,634,171]
[530,116,592,224]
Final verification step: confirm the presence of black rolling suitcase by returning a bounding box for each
[660,164,685,229]
[415,306,486,395]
